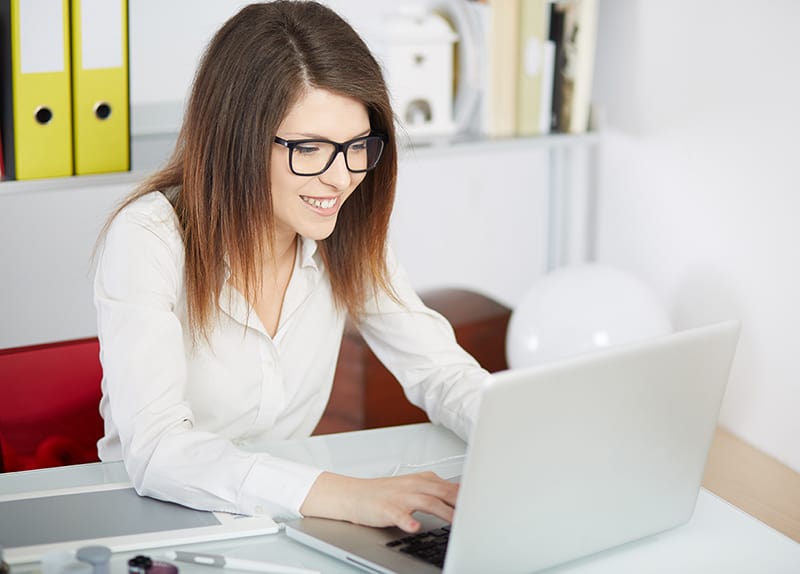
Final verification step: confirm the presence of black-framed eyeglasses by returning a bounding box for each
[273,132,388,176]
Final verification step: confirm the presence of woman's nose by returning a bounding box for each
[319,151,351,188]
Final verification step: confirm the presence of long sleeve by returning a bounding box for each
[356,249,491,442]
[94,194,322,519]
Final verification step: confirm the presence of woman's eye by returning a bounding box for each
[296,145,320,155]
[349,141,367,152]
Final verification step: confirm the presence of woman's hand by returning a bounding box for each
[299,471,458,533]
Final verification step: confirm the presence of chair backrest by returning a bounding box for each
[0,338,103,471]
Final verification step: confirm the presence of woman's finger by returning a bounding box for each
[400,472,460,506]
[405,493,456,524]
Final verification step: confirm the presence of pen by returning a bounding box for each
[162,551,320,574]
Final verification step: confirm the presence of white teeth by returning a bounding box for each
[303,196,337,209]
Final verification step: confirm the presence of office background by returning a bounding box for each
[0,0,797,483]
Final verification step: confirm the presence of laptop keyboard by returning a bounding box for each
[385,524,451,568]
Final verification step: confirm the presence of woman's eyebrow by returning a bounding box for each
[286,128,372,140]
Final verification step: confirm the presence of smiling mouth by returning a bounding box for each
[301,195,338,209]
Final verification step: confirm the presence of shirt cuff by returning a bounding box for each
[238,454,324,519]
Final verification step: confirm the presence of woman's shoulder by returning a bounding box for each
[101,191,184,266]
[97,191,185,299]
[112,191,182,244]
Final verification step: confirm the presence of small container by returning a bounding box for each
[76,546,112,574]
[128,555,178,574]
[379,6,458,137]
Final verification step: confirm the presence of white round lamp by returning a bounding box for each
[506,264,672,368]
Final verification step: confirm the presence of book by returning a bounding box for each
[548,2,566,132]
[481,0,520,137]
[515,0,550,136]
[553,0,598,133]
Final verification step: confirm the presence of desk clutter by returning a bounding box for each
[0,544,117,574]
[0,544,323,574]
[5,546,179,574]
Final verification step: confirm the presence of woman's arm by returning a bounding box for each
[297,248,490,532]
[355,249,491,442]
[95,196,321,518]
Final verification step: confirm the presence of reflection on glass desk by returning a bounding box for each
[1,423,798,574]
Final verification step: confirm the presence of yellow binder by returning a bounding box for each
[0,0,73,180]
[71,0,129,175]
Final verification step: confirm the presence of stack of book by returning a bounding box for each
[469,0,598,138]
[0,0,130,181]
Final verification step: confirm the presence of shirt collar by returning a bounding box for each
[219,235,322,336]
[222,235,319,277]
[298,236,320,271]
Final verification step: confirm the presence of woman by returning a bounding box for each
[94,1,487,533]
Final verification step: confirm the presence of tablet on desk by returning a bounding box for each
[0,482,279,565]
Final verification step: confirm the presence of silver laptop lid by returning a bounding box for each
[444,320,740,573]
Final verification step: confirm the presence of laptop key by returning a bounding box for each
[388,528,450,568]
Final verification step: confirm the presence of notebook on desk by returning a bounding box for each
[0,483,279,565]
[285,320,741,574]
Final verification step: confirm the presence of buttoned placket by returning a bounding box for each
[219,238,322,445]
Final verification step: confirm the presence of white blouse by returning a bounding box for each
[94,191,488,519]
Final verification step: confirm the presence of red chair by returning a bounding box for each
[0,338,104,472]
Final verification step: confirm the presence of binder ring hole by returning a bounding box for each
[34,107,53,125]
[94,102,112,120]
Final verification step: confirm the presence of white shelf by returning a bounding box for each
[0,170,144,197]
[0,132,178,197]
[400,131,601,159]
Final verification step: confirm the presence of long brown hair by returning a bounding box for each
[102,1,397,340]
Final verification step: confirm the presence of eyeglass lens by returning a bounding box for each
[291,136,384,175]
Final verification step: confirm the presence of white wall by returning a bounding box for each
[0,179,135,346]
[128,1,252,107]
[127,0,398,135]
[593,0,800,471]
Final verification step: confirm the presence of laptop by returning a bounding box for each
[285,320,740,574]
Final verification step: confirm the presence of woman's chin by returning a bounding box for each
[299,221,338,242]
